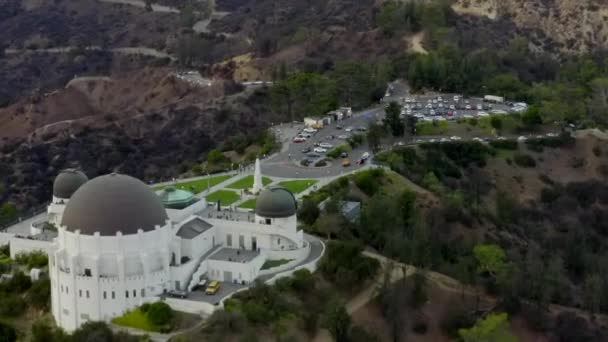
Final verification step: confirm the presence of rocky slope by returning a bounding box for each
[453,0,608,53]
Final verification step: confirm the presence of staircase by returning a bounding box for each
[187,245,220,292]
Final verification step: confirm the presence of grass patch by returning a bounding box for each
[112,309,160,332]
[261,259,293,270]
[206,190,240,205]
[154,175,233,194]
[239,198,257,209]
[226,175,272,189]
[416,120,449,135]
[278,180,318,193]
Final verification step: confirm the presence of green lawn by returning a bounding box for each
[261,259,293,270]
[112,309,159,332]
[416,120,450,135]
[226,175,273,189]
[154,175,233,194]
[239,198,257,209]
[206,190,240,205]
[278,179,318,193]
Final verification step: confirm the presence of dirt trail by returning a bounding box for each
[5,46,176,60]
[99,0,179,13]
[409,32,428,55]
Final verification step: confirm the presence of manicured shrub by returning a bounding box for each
[147,302,173,326]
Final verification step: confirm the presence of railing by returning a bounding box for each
[0,203,48,232]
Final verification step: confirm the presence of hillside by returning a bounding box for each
[453,0,608,53]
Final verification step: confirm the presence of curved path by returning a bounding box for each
[5,46,176,60]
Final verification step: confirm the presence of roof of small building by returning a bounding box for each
[255,186,297,218]
[53,169,88,199]
[158,186,196,209]
[176,217,213,239]
[61,173,168,236]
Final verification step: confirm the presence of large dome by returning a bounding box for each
[255,187,297,218]
[53,169,88,199]
[61,173,168,236]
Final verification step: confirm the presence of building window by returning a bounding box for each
[63,309,69,315]
[265,218,271,225]
[226,234,232,247]
[125,291,129,298]
[60,285,63,293]
[86,290,90,298]
[79,290,82,297]
[141,289,145,297]
[239,235,245,249]
[103,291,107,299]
[84,268,92,277]
[133,290,136,298]
[111,291,115,299]
[66,286,68,294]
[80,313,90,320]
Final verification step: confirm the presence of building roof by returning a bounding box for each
[255,186,297,218]
[53,169,88,199]
[61,173,168,236]
[176,217,213,239]
[158,186,196,209]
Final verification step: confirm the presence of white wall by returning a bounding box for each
[9,237,54,258]
[0,232,14,246]
[207,253,265,284]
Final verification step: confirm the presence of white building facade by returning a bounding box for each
[12,170,314,332]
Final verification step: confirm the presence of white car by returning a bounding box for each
[465,105,472,110]
[432,99,438,104]
[319,143,333,148]
[437,96,443,102]
[463,114,473,119]
[453,96,460,102]
[438,103,444,108]
[472,137,483,142]
[361,152,370,160]
[449,105,455,110]
[440,138,449,143]
[546,132,558,137]
[517,136,527,142]
[345,127,353,132]
[429,139,437,143]
[303,127,317,133]
[436,116,447,121]
[430,109,436,116]
[477,111,489,117]
[406,109,412,115]
[450,136,462,141]
[477,104,483,110]
[491,109,508,115]
[337,135,349,139]
[313,147,327,153]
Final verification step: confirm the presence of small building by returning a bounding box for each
[327,107,352,121]
[304,116,332,128]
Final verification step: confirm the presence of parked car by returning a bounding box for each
[314,147,327,153]
[336,125,343,130]
[319,142,333,148]
[337,134,349,139]
[301,147,312,153]
[340,151,348,158]
[361,152,370,160]
[307,152,321,158]
[169,290,188,298]
[293,137,306,143]
[205,281,221,295]
[303,127,317,133]
[342,159,351,167]
[465,105,472,110]
[300,133,312,138]
[356,127,367,132]
[450,136,462,141]
[345,127,354,132]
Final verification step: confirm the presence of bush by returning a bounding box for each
[319,241,380,289]
[354,169,385,196]
[147,302,173,326]
[291,269,314,293]
[513,153,536,167]
[540,187,562,204]
[0,293,27,317]
[0,322,16,342]
[490,116,502,130]
[489,140,518,150]
[15,251,48,269]
[439,305,476,337]
[27,277,51,310]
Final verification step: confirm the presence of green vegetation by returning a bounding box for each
[416,120,449,135]
[261,259,293,270]
[513,153,536,168]
[206,190,240,205]
[15,251,48,270]
[238,198,257,209]
[226,175,272,189]
[0,202,18,227]
[112,302,173,332]
[326,144,351,159]
[319,241,380,289]
[458,313,517,342]
[278,180,318,194]
[155,174,233,193]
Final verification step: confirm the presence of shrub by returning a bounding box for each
[147,302,173,326]
[0,322,16,342]
[15,251,48,269]
[0,293,26,317]
[27,277,51,310]
[513,153,536,167]
[440,305,476,337]
[540,187,562,204]
[291,269,314,293]
[490,116,502,130]
[354,169,385,196]
[490,140,518,150]
[140,303,151,313]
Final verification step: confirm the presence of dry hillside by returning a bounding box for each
[453,0,608,53]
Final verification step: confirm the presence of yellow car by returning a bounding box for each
[342,159,351,167]
[205,281,221,295]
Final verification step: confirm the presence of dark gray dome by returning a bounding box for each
[255,187,297,218]
[53,169,88,199]
[61,173,168,236]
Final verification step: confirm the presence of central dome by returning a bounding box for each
[255,187,297,218]
[61,173,168,236]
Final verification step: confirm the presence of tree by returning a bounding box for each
[31,319,68,342]
[144,0,153,11]
[148,302,173,326]
[331,61,375,109]
[490,116,502,130]
[588,77,608,127]
[377,262,408,342]
[70,322,113,342]
[473,244,507,277]
[384,101,404,136]
[297,198,320,225]
[366,123,385,153]
[207,149,225,165]
[323,301,351,342]
[583,273,602,314]
[180,5,197,28]
[314,214,342,240]
[458,313,517,342]
[0,322,16,342]
[27,277,51,310]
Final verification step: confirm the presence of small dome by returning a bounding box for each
[53,169,88,199]
[158,186,197,209]
[62,173,168,236]
[255,187,297,218]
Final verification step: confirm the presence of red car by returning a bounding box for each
[293,137,306,143]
